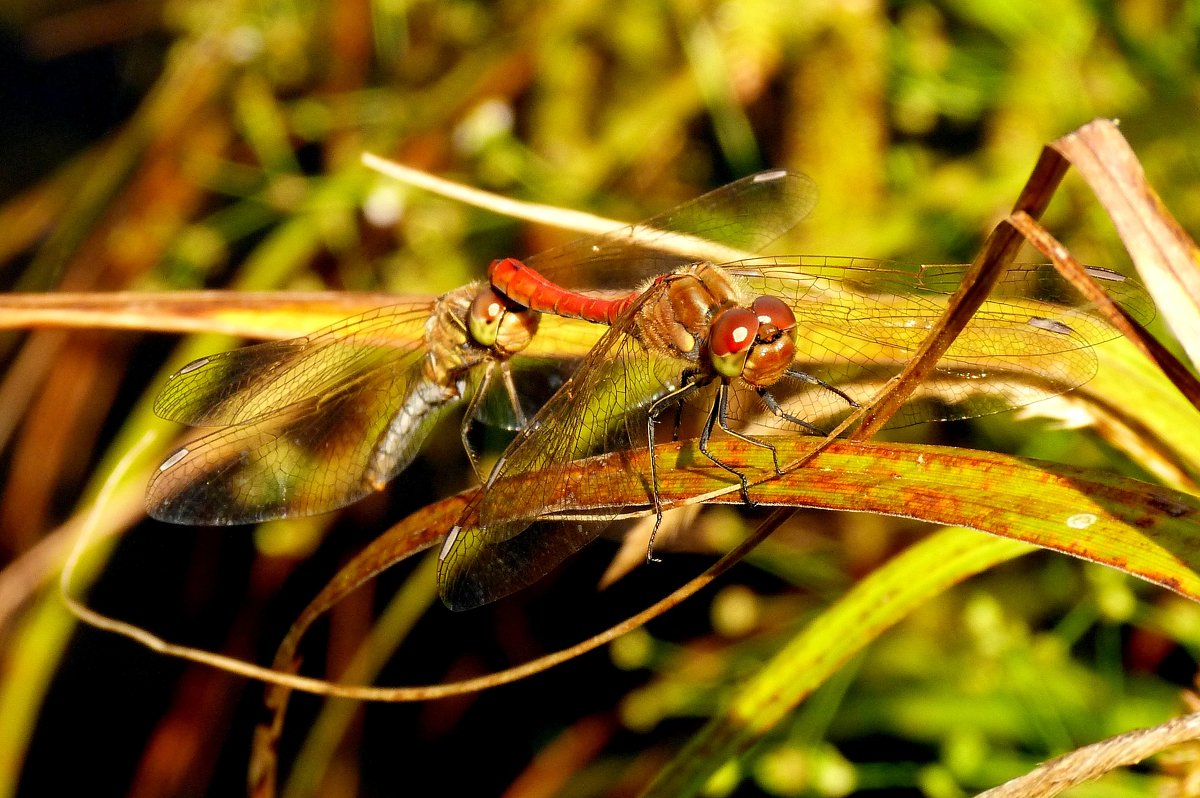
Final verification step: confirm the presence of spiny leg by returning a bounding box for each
[462,361,531,486]
[645,377,707,562]
[500,361,528,428]
[698,384,752,502]
[786,368,860,408]
[459,362,495,482]
[671,368,701,443]
[702,381,783,483]
[758,387,828,436]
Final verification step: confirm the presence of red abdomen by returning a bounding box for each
[488,258,635,326]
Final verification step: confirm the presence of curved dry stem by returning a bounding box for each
[977,711,1200,798]
[1009,210,1200,409]
[248,412,869,795]
[361,152,765,265]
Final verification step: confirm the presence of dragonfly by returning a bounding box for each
[436,253,1155,610]
[146,286,546,524]
[146,170,818,525]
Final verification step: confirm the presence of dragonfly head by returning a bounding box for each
[709,296,797,385]
[468,288,540,357]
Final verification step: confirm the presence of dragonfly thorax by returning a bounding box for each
[635,262,745,360]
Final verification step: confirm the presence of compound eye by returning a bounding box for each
[468,288,508,347]
[751,295,796,331]
[709,306,759,378]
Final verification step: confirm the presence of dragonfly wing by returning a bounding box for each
[438,496,610,611]
[480,329,682,528]
[523,171,818,289]
[148,350,458,524]
[466,355,578,432]
[730,257,1153,430]
[153,302,433,426]
[918,262,1156,328]
[439,289,684,608]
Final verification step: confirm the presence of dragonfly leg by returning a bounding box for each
[786,368,860,408]
[499,361,528,428]
[646,377,707,562]
[459,363,493,482]
[647,513,663,563]
[758,388,828,436]
[671,368,701,442]
[700,383,770,500]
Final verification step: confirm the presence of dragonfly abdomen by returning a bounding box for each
[489,257,636,326]
[367,376,462,490]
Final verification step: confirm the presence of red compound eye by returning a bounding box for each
[710,307,758,355]
[709,306,759,377]
[751,295,796,331]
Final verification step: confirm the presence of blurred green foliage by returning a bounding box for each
[1,0,1199,796]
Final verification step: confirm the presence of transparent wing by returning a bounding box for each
[147,354,457,524]
[147,297,495,524]
[438,286,683,608]
[728,257,1155,431]
[466,355,577,432]
[438,496,614,611]
[523,171,818,289]
[153,302,435,426]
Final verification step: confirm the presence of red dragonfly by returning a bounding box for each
[437,254,1154,609]
[146,170,816,525]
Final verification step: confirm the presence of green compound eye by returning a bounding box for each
[468,288,508,347]
[468,287,539,357]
